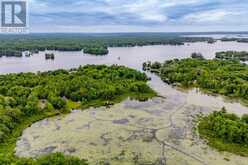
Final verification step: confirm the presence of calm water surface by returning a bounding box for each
[11,41,248,164]
[1,41,248,74]
[183,34,248,39]
[1,40,248,115]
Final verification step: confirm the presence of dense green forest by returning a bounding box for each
[216,51,248,61]
[83,45,109,55]
[198,109,248,156]
[0,65,155,164]
[0,33,213,56]
[143,58,248,103]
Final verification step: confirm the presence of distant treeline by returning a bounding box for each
[220,37,248,43]
[0,33,214,57]
[0,50,22,57]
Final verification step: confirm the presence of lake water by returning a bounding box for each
[16,73,248,165]
[5,41,248,165]
[1,41,248,74]
[183,34,248,39]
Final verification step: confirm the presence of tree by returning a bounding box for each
[35,153,88,165]
[48,95,66,109]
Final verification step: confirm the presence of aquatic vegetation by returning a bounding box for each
[198,109,248,156]
[144,58,248,102]
[16,95,248,164]
[14,98,210,165]
[144,57,248,156]
[0,65,155,164]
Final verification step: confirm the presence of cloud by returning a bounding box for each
[182,10,241,23]
[28,0,248,32]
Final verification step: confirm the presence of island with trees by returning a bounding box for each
[216,51,248,61]
[198,109,248,156]
[0,33,214,57]
[83,45,109,55]
[0,65,156,164]
[45,53,55,60]
[143,58,248,103]
[220,37,248,43]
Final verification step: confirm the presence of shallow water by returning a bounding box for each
[5,41,248,164]
[15,73,248,165]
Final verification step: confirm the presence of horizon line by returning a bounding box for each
[1,31,248,35]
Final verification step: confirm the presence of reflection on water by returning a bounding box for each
[147,73,248,116]
[10,41,248,164]
[1,41,248,74]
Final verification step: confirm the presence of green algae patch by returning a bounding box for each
[0,65,156,164]
[16,100,163,164]
[15,97,248,165]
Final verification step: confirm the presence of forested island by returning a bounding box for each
[83,45,109,55]
[198,109,248,156]
[216,51,248,61]
[0,33,214,57]
[45,53,55,60]
[0,65,155,164]
[143,58,248,103]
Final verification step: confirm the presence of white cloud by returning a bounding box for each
[160,0,200,8]
[122,0,167,22]
[183,10,242,23]
[28,0,248,32]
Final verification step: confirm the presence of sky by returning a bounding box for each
[28,0,248,33]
